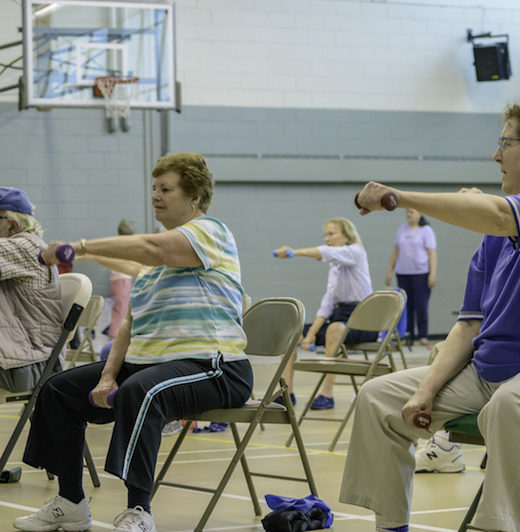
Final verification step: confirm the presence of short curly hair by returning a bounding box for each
[151,153,214,213]
[504,103,520,136]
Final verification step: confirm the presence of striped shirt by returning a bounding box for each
[125,217,247,364]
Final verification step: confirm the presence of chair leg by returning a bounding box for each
[286,401,318,495]
[230,423,261,516]
[84,443,100,488]
[0,401,34,473]
[459,480,483,532]
[285,375,325,447]
[193,417,262,531]
[151,421,191,498]
[328,395,357,452]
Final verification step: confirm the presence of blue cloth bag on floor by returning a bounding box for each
[261,494,333,531]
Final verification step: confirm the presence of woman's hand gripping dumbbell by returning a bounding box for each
[273,247,294,258]
[38,243,75,265]
[354,191,398,212]
[88,388,117,409]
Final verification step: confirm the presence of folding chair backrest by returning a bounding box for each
[346,289,406,334]
[60,273,94,342]
[242,297,304,358]
[65,295,104,366]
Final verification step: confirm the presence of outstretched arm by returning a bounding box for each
[42,229,203,268]
[273,245,322,259]
[76,253,141,278]
[355,181,516,236]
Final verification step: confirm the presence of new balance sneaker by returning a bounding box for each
[113,506,157,532]
[415,436,465,473]
[13,495,92,531]
[310,394,334,410]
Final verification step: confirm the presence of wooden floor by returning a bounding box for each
[0,346,484,532]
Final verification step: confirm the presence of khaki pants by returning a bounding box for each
[339,364,520,532]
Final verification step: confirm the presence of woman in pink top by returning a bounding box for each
[385,209,437,346]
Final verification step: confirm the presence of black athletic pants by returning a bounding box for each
[23,355,253,494]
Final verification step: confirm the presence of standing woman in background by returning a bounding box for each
[385,209,437,347]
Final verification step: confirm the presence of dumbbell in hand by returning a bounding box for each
[272,249,294,258]
[354,191,398,212]
[413,410,432,430]
[38,244,75,265]
[88,389,117,408]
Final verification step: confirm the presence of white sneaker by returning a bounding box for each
[113,506,157,532]
[13,495,92,531]
[415,436,466,473]
[161,420,182,436]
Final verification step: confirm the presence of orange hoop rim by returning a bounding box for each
[95,75,140,86]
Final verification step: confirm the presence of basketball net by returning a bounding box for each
[95,75,139,119]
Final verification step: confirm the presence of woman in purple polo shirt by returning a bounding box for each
[385,209,437,347]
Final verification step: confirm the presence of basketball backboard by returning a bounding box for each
[21,0,178,110]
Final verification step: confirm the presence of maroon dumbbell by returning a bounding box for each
[88,389,117,408]
[413,410,432,430]
[38,244,75,265]
[354,191,398,211]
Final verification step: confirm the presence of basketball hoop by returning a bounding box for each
[94,75,139,119]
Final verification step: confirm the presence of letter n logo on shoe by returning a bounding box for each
[426,451,438,461]
[52,506,65,519]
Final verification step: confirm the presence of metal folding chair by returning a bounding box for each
[65,295,104,367]
[0,273,100,487]
[287,289,407,451]
[151,297,318,532]
[444,414,485,532]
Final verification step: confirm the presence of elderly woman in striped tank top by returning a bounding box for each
[15,153,253,532]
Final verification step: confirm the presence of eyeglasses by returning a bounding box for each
[498,136,520,151]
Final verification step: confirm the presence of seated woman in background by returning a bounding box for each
[273,217,375,410]
[0,187,62,393]
[14,153,253,532]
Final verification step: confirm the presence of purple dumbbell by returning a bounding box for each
[88,389,117,408]
[354,191,398,212]
[38,244,75,265]
[273,249,295,258]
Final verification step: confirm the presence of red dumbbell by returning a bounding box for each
[354,191,398,211]
[413,410,431,430]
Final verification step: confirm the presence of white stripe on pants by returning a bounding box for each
[339,363,520,531]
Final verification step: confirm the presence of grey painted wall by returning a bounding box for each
[1,102,504,336]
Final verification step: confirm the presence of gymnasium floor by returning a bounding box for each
[0,346,484,532]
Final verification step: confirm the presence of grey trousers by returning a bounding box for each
[339,364,520,532]
[0,360,59,393]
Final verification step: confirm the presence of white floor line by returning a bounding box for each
[0,501,113,529]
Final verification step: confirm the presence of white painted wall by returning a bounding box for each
[1,0,520,112]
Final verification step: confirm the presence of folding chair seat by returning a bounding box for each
[151,297,318,532]
[287,289,407,452]
[346,288,409,368]
[0,273,100,487]
[65,295,104,367]
[444,414,484,532]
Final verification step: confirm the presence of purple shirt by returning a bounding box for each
[394,224,436,275]
[458,194,520,382]
[316,244,373,319]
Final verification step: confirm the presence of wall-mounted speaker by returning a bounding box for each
[473,42,511,81]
